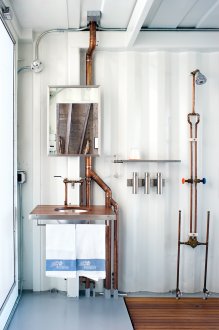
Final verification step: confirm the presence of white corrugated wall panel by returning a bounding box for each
[94,50,218,293]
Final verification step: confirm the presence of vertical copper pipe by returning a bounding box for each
[194,115,200,233]
[85,157,92,206]
[111,199,119,291]
[105,222,111,290]
[189,119,193,233]
[64,182,68,205]
[85,22,96,207]
[86,21,96,86]
[84,21,97,290]
[113,216,118,290]
[192,73,195,114]
[194,123,198,233]
[203,211,210,294]
[80,181,84,206]
[176,210,181,297]
[84,20,119,293]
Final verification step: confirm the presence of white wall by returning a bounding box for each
[18,33,219,294]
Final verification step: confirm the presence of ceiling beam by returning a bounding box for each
[196,0,219,28]
[125,0,156,48]
[134,31,219,51]
[66,0,81,28]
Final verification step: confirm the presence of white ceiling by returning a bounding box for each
[9,0,219,33]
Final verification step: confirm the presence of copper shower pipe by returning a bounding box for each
[192,70,198,114]
[188,117,193,233]
[177,70,209,298]
[187,71,200,233]
[192,71,200,233]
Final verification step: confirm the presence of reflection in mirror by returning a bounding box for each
[48,86,100,156]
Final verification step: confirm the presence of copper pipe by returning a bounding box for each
[105,222,111,290]
[203,211,210,295]
[176,210,181,298]
[86,21,96,86]
[90,169,112,208]
[194,115,200,232]
[190,71,196,231]
[84,21,96,290]
[63,178,84,205]
[80,180,84,205]
[188,116,193,233]
[64,182,68,205]
[84,20,119,293]
[192,72,196,114]
[85,157,92,206]
[111,198,119,290]
[85,21,96,207]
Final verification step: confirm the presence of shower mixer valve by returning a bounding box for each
[182,177,206,184]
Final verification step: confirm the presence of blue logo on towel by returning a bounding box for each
[76,259,105,271]
[46,259,76,271]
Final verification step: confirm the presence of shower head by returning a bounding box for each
[191,69,207,85]
[195,71,207,85]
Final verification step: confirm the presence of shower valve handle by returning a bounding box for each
[182,178,193,184]
[194,178,206,184]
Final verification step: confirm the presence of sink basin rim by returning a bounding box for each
[54,207,89,213]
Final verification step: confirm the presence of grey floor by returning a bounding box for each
[8,291,133,330]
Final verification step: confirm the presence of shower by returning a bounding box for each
[191,69,207,85]
[176,69,210,300]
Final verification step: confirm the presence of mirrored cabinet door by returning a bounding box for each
[48,85,100,156]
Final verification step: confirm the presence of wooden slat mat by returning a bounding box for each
[125,297,219,330]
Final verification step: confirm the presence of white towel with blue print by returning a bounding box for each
[46,224,76,278]
[76,224,106,281]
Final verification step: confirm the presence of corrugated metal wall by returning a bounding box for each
[19,33,219,293]
[94,51,219,293]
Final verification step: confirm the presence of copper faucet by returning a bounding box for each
[54,176,84,205]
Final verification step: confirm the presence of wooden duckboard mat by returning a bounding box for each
[125,297,219,330]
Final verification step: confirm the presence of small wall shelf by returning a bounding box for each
[113,159,181,163]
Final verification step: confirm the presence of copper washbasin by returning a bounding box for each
[54,207,88,213]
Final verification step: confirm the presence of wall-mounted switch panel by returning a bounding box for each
[17,170,26,184]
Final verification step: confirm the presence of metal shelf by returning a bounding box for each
[113,159,181,163]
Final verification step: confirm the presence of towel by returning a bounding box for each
[76,224,106,281]
[46,224,76,278]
